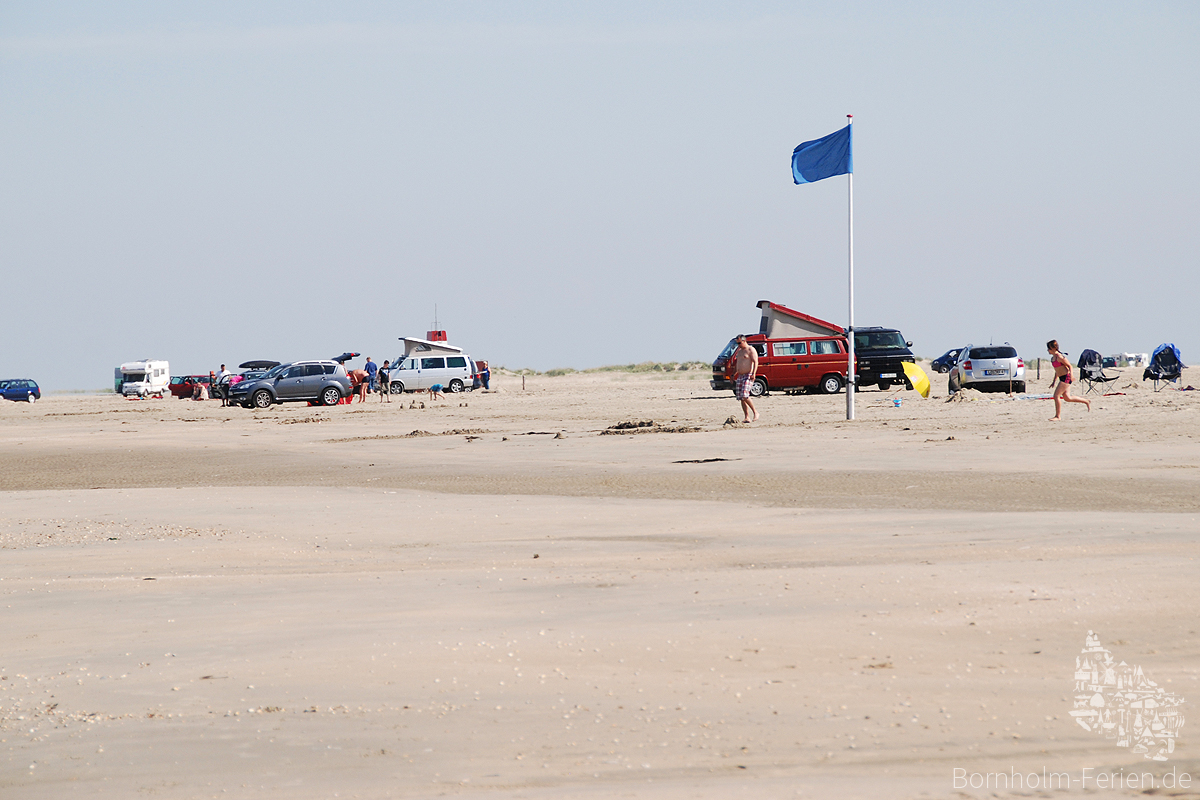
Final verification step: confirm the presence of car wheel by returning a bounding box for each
[448,379,464,393]
[748,377,767,397]
[252,389,273,409]
[389,381,404,395]
[878,381,891,391]
[27,393,36,403]
[819,374,842,394]
[321,386,342,406]
[948,372,962,393]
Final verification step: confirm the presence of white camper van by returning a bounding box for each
[120,360,170,397]
[386,338,474,393]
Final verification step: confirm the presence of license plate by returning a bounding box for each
[880,373,897,378]
[984,369,1008,376]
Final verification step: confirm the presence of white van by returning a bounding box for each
[387,338,473,394]
[120,360,170,397]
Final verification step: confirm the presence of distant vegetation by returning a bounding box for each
[497,361,709,377]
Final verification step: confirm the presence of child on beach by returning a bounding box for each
[1047,339,1091,420]
[429,383,445,400]
[378,361,390,402]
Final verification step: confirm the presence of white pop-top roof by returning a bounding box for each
[398,337,464,358]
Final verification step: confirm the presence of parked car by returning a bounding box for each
[228,361,352,408]
[169,375,212,399]
[931,348,964,374]
[852,328,917,390]
[711,333,848,397]
[0,379,40,403]
[386,353,474,394]
[948,344,1026,393]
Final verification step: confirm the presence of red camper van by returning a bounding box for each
[712,302,849,397]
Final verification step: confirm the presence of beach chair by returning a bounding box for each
[1142,343,1184,391]
[1077,349,1118,395]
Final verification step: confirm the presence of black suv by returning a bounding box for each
[852,327,915,390]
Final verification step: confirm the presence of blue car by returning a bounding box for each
[0,379,41,403]
[931,348,964,374]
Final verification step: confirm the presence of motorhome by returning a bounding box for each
[120,360,170,398]
[711,301,915,396]
[387,336,474,394]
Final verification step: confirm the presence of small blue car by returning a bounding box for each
[931,348,964,374]
[0,379,41,403]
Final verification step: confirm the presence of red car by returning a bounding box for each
[169,375,212,399]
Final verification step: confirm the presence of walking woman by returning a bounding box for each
[1047,339,1091,420]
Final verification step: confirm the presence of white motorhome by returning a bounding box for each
[120,360,170,397]
[386,338,474,393]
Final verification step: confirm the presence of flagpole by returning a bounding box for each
[846,114,855,421]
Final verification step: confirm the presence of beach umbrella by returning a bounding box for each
[902,361,931,398]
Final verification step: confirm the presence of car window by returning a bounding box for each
[969,346,1017,359]
[752,343,766,357]
[304,365,325,377]
[447,356,467,368]
[855,331,907,349]
[810,340,839,354]
[283,366,305,379]
[264,364,287,379]
[323,364,337,375]
[421,357,446,370]
[772,342,806,356]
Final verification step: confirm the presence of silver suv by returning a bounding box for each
[229,361,352,408]
[948,344,1026,393]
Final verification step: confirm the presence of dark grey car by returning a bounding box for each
[229,361,351,408]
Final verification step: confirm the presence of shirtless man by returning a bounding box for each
[731,334,759,422]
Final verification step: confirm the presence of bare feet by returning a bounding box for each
[752,413,759,421]
[1048,416,1060,421]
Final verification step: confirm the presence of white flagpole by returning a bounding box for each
[846,114,855,421]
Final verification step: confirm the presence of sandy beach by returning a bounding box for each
[3,366,1200,799]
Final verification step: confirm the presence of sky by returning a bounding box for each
[2,1,1198,389]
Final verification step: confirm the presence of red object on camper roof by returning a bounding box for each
[427,330,447,342]
[755,300,843,336]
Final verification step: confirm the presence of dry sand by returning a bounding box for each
[3,366,1200,799]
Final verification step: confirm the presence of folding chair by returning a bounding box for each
[1077,349,1118,395]
[1142,343,1184,392]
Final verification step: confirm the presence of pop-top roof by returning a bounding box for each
[399,337,464,358]
[756,301,843,339]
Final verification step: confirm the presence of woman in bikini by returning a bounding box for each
[1046,339,1091,420]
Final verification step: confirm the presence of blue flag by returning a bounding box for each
[792,124,852,184]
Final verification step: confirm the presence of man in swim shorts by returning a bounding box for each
[731,334,759,422]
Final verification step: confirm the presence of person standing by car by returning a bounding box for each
[216,364,232,405]
[364,357,378,395]
[1047,339,1091,420]
[378,360,391,402]
[732,334,759,423]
